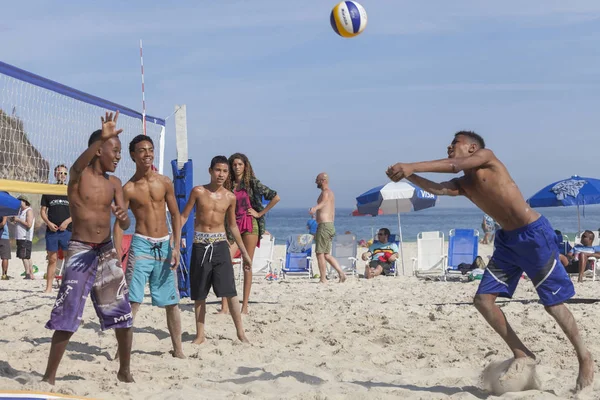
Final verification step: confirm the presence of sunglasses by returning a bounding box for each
[56,172,68,175]
[377,233,385,236]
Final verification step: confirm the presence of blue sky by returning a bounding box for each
[3,1,600,208]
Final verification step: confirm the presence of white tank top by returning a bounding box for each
[15,207,34,241]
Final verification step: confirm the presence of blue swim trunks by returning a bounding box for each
[477,216,575,306]
[125,234,179,307]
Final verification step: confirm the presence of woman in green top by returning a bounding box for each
[222,153,280,314]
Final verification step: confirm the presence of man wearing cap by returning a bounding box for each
[11,195,35,279]
[41,164,72,292]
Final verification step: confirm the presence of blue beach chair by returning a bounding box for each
[279,234,314,279]
[447,229,479,276]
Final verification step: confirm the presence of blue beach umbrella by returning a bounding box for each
[356,181,437,275]
[527,175,600,232]
[0,191,20,217]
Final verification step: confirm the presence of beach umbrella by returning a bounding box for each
[355,181,437,275]
[527,175,600,232]
[0,191,20,217]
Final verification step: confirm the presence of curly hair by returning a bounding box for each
[225,153,256,191]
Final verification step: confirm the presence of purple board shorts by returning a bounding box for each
[46,240,133,332]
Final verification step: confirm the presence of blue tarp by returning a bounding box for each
[171,159,193,298]
[0,191,20,217]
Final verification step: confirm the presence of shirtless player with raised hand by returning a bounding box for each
[43,111,134,384]
[386,130,593,391]
[113,134,184,359]
[181,155,251,344]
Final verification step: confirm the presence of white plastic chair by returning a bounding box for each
[234,234,276,284]
[411,231,447,280]
[330,233,358,277]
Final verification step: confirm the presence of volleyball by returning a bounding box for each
[330,1,368,38]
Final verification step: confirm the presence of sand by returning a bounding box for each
[1,242,599,399]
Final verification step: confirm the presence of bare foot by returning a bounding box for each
[217,309,229,315]
[576,351,594,392]
[43,289,53,294]
[319,279,327,284]
[41,375,55,385]
[117,370,135,383]
[237,332,250,344]
[339,273,347,283]
[169,349,186,359]
[192,336,205,345]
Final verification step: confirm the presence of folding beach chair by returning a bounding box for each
[447,229,479,277]
[279,234,314,279]
[411,231,447,280]
[234,233,276,284]
[331,233,358,277]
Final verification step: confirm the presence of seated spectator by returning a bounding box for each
[362,228,398,279]
[564,230,600,283]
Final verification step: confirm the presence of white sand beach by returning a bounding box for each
[1,243,599,399]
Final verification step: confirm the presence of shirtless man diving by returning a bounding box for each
[386,130,593,392]
[113,134,184,359]
[309,172,346,283]
[43,111,134,384]
[181,155,251,344]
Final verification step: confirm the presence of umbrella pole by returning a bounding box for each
[577,204,581,233]
[396,201,405,276]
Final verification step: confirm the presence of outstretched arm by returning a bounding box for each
[386,149,495,181]
[70,111,123,183]
[406,175,462,197]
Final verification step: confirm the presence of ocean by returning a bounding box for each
[110,205,600,246]
[263,206,600,245]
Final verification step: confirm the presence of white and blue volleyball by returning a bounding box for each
[330,1,368,38]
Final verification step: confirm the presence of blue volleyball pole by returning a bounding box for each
[171,159,193,298]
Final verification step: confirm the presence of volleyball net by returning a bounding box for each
[0,61,165,195]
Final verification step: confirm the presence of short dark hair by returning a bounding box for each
[54,164,67,173]
[583,230,595,240]
[455,130,485,149]
[210,155,229,170]
[88,129,102,147]
[129,135,154,158]
[379,228,391,237]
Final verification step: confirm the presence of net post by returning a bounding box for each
[175,105,188,170]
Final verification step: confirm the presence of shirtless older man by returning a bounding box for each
[113,134,184,359]
[309,173,346,283]
[43,111,134,385]
[386,130,593,392]
[181,155,251,344]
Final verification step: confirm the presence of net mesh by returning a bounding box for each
[0,68,163,187]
